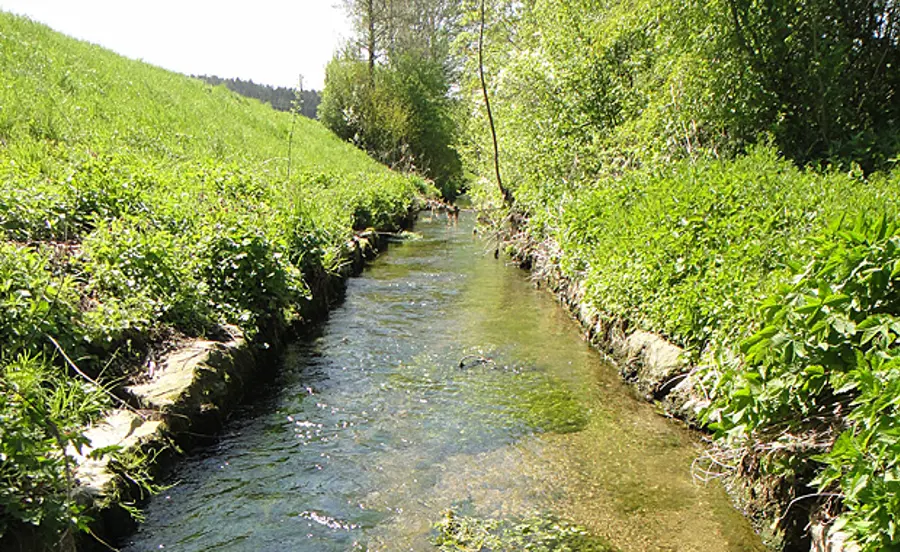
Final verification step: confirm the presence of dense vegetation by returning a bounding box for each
[195,74,321,119]
[0,12,426,547]
[4,0,899,547]
[453,0,900,549]
[319,0,463,199]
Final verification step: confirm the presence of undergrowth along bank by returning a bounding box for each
[0,12,431,548]
[456,0,900,548]
[479,149,900,550]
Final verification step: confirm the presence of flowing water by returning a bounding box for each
[122,212,764,552]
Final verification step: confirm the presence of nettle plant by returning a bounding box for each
[707,214,900,550]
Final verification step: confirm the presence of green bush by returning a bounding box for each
[458,0,900,547]
[0,154,151,243]
[200,221,306,328]
[458,0,899,200]
[320,54,463,199]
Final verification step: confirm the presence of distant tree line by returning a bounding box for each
[196,75,321,119]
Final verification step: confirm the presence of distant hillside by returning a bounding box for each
[197,74,321,118]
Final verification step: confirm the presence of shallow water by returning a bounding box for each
[122,212,764,552]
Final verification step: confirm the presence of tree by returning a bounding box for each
[322,0,466,199]
[726,0,900,168]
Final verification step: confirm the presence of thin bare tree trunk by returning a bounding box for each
[478,0,511,203]
[368,0,376,79]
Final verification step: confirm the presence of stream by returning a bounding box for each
[122,211,764,552]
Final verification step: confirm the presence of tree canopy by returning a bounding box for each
[320,0,465,199]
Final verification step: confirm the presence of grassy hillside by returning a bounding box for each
[0,11,427,546]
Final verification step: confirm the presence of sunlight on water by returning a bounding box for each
[122,212,763,552]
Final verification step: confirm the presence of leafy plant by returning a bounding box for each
[0,353,106,541]
[201,222,306,329]
[83,217,210,337]
[0,243,81,361]
[707,214,900,550]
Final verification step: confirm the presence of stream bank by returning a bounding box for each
[496,222,832,551]
[119,210,763,552]
[69,222,411,551]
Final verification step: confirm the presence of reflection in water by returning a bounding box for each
[122,212,763,552]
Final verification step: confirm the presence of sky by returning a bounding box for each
[0,0,352,90]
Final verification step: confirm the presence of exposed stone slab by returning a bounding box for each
[71,410,161,499]
[128,341,220,409]
[619,329,688,399]
[73,328,258,541]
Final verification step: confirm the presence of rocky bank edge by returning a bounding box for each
[69,226,405,550]
[500,230,854,552]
